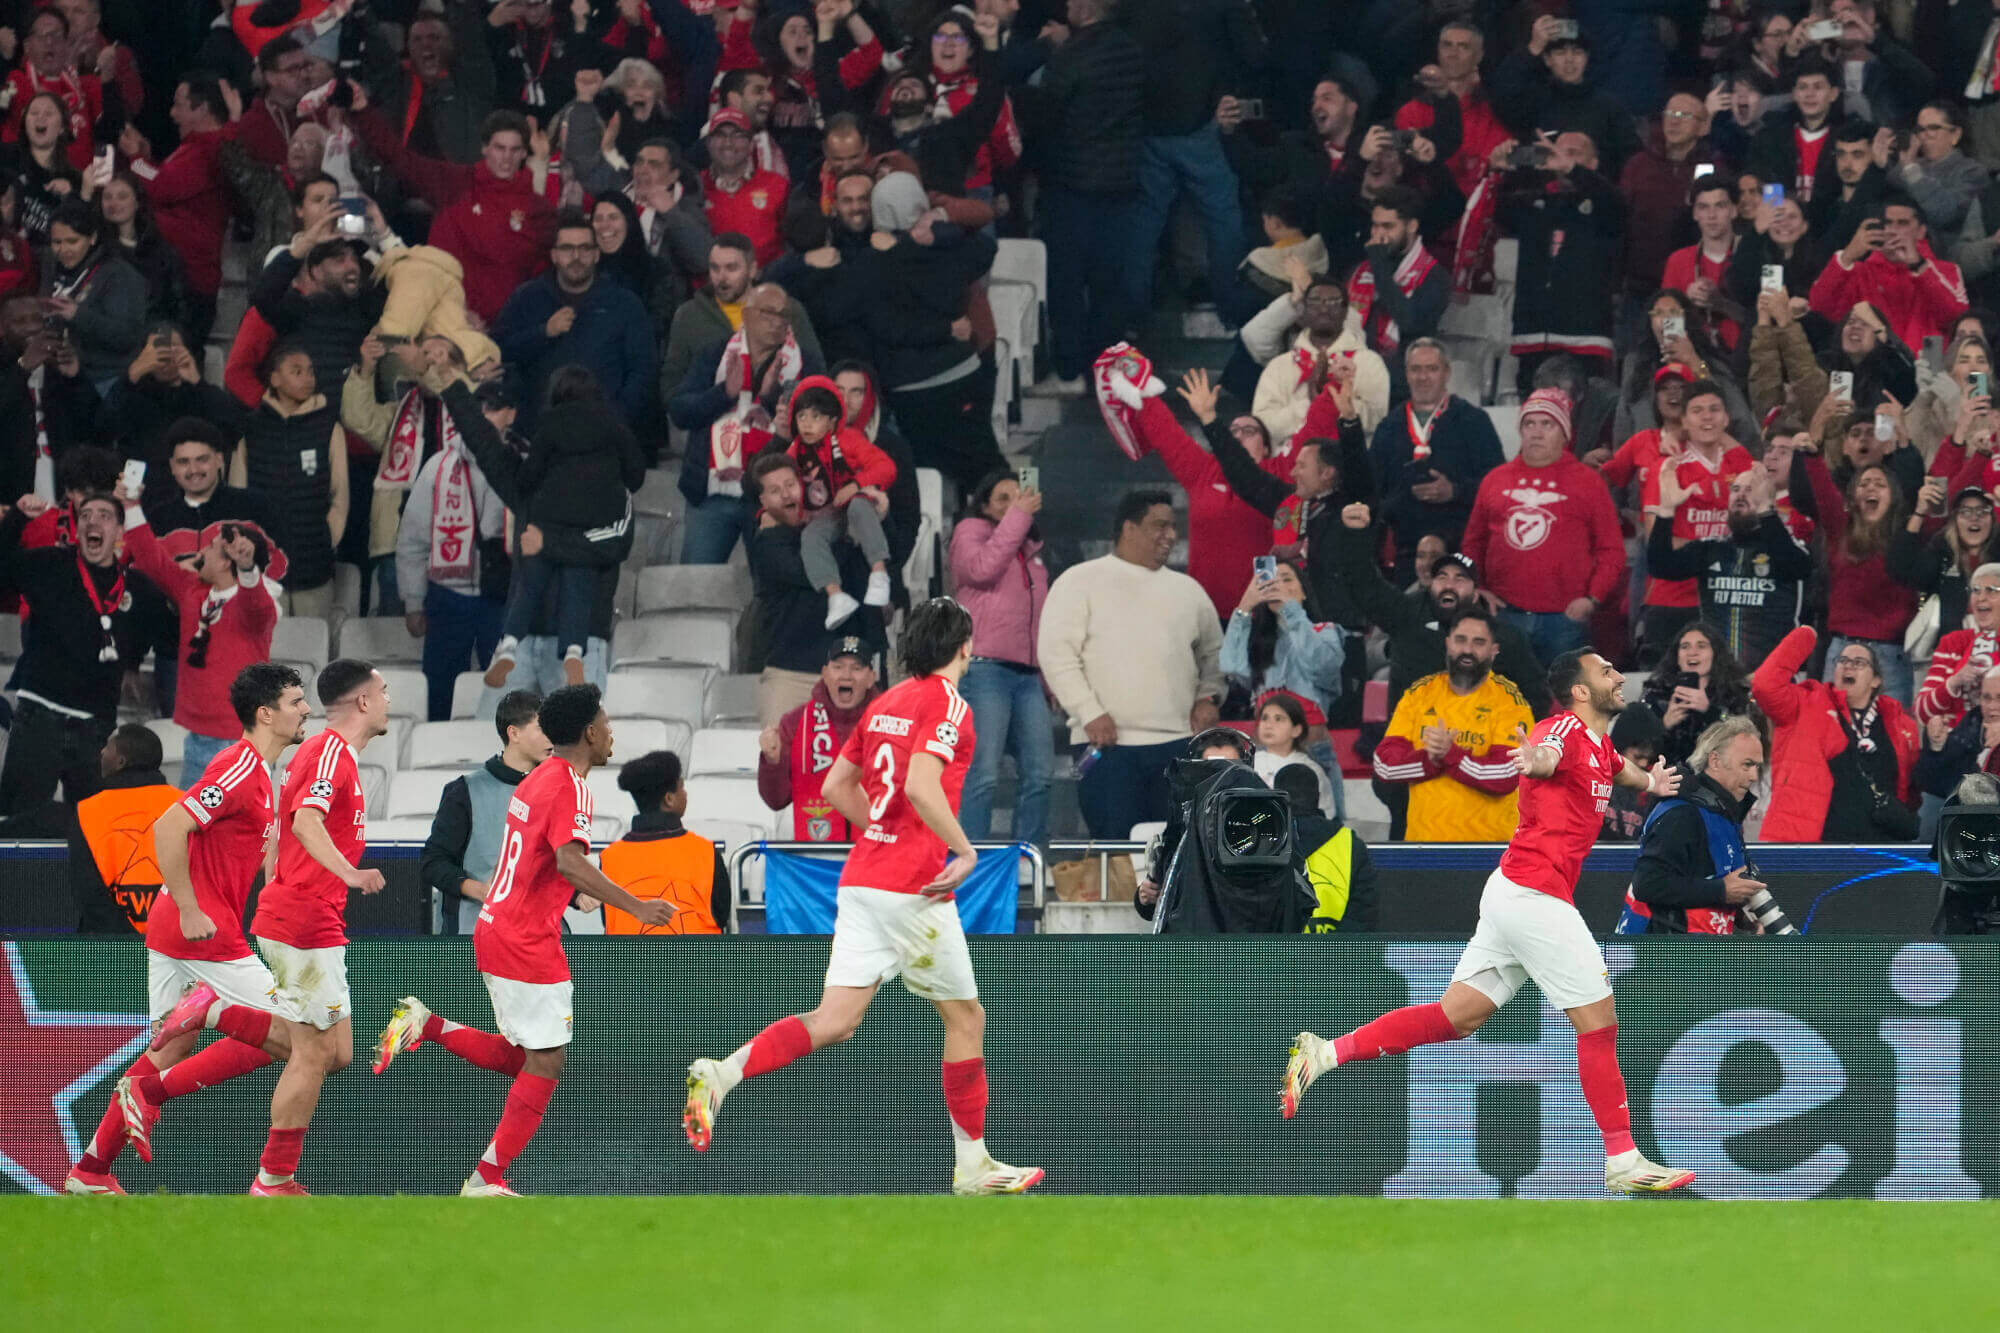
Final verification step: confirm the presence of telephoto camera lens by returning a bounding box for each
[1740,862,1798,934]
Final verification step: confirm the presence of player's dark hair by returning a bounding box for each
[1546,648,1599,708]
[1272,763,1320,817]
[495,689,543,743]
[317,658,377,708]
[1114,488,1175,543]
[616,749,682,811]
[108,722,163,773]
[901,597,974,676]
[231,662,303,729]
[538,683,603,748]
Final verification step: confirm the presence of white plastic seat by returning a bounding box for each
[705,673,760,727]
[377,667,428,718]
[689,726,762,777]
[683,776,781,831]
[634,468,681,518]
[611,612,735,672]
[405,720,500,770]
[583,766,627,824]
[614,716,692,763]
[450,671,489,720]
[603,666,710,730]
[336,615,425,665]
[385,769,462,820]
[990,239,1046,359]
[271,616,330,673]
[368,816,435,843]
[145,718,189,767]
[685,817,771,904]
[635,564,752,615]
[1486,405,1523,461]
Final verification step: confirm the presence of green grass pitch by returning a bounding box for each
[6,1197,1994,1330]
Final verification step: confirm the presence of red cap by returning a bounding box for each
[702,108,752,138]
[1653,362,1695,385]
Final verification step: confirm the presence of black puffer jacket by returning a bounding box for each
[1017,19,1144,195]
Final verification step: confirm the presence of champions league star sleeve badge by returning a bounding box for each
[309,779,335,801]
[198,785,225,809]
[573,813,592,832]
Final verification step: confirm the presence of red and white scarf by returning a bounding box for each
[427,438,479,585]
[1403,400,1445,462]
[708,326,803,496]
[377,388,461,490]
[1347,240,1437,354]
[790,691,852,841]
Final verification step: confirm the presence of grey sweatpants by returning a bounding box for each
[801,498,890,589]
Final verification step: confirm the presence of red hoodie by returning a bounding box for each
[1808,240,1969,352]
[785,375,895,513]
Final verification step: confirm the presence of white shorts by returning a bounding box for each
[145,951,276,1025]
[1449,869,1613,1012]
[482,973,574,1049]
[824,885,979,1002]
[258,938,351,1030]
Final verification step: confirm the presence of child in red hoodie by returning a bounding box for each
[786,376,897,629]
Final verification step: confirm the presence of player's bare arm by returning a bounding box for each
[905,752,977,896]
[152,802,215,941]
[554,840,674,926]
[1508,723,1560,778]
[292,807,386,893]
[820,753,871,829]
[1616,756,1681,796]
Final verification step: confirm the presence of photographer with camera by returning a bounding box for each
[1616,715,1792,935]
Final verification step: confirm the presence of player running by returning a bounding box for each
[64,663,308,1196]
[681,598,1043,1196]
[236,660,392,1195]
[371,684,674,1196]
[1281,648,1700,1195]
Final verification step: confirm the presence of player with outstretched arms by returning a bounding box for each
[1281,648,1700,1194]
[371,684,674,1196]
[682,598,1043,1196]
[64,663,308,1196]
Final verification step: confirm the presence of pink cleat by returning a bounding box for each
[249,1178,311,1196]
[150,981,217,1052]
[115,1076,161,1164]
[63,1168,125,1196]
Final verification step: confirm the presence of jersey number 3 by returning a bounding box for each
[869,742,898,822]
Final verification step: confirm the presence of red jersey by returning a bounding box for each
[1794,126,1828,201]
[837,674,974,896]
[701,168,789,267]
[145,741,276,963]
[474,756,594,984]
[1640,444,1754,607]
[251,730,368,950]
[1498,712,1620,903]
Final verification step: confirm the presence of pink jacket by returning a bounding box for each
[949,504,1047,667]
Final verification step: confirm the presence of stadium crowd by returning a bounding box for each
[11,0,2000,941]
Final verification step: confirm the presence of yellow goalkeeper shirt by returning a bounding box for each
[1375,671,1534,841]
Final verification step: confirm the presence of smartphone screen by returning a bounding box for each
[1830,371,1854,399]
[1253,556,1277,583]
[120,459,146,493]
[1974,372,1990,398]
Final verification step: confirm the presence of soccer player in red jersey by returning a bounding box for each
[371,684,673,1196]
[63,663,308,1196]
[682,598,1043,1196]
[1282,648,1702,1194]
[240,659,392,1195]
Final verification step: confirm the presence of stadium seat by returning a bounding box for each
[336,616,425,665]
[636,564,752,616]
[990,238,1046,361]
[0,613,21,663]
[684,776,782,832]
[330,564,362,621]
[1362,680,1389,725]
[386,769,462,820]
[583,766,627,824]
[378,668,428,719]
[271,616,330,673]
[451,671,489,720]
[146,719,189,785]
[616,716,692,762]
[405,720,501,770]
[634,468,680,518]
[611,612,735,672]
[706,673,760,727]
[603,665,710,730]
[689,727,762,777]
[367,816,434,843]
[1487,405,1522,460]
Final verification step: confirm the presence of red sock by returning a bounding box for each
[157,1038,274,1100]
[425,1016,526,1076]
[942,1058,987,1142]
[742,1015,812,1079]
[259,1127,306,1178]
[76,1054,156,1173]
[1332,1002,1460,1064]
[476,1072,556,1185]
[214,1005,272,1049]
[1576,1025,1635,1156]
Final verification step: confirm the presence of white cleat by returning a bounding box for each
[461,1173,522,1197]
[1281,1031,1336,1119]
[1605,1149,1696,1194]
[372,996,432,1075]
[952,1156,1045,1196]
[683,1057,729,1153]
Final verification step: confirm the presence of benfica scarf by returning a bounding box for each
[1969,19,2000,99]
[708,327,802,496]
[790,693,853,841]
[1403,401,1443,462]
[1347,241,1437,354]
[792,427,863,512]
[427,439,478,585]
[76,548,127,664]
[378,388,460,491]
[1454,169,1501,295]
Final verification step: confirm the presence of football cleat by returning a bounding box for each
[150,980,217,1052]
[372,997,432,1075]
[249,1178,311,1197]
[1281,1031,1336,1120]
[1605,1149,1696,1194]
[682,1058,728,1153]
[115,1075,161,1164]
[63,1168,125,1196]
[461,1174,522,1198]
[952,1157,1045,1197]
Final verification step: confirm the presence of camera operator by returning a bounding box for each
[1616,716,1773,935]
[1135,728,1313,934]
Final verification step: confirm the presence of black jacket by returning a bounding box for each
[516,399,646,536]
[1646,510,1814,669]
[1125,0,1267,137]
[250,251,385,395]
[1209,412,1374,629]
[1489,51,1641,174]
[1630,767,1754,934]
[863,227,996,391]
[0,507,153,716]
[1747,106,1847,236]
[746,514,885,674]
[1501,166,1625,350]
[0,359,98,502]
[1014,19,1144,194]
[1365,394,1505,567]
[100,376,247,472]
[618,809,732,930]
[1887,524,1995,638]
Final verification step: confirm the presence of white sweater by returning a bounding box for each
[1037,554,1225,747]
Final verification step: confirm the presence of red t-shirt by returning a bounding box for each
[474,756,594,984]
[702,168,790,268]
[1498,712,1620,903]
[1641,444,1754,607]
[1659,241,1741,350]
[145,740,275,963]
[837,674,974,896]
[251,730,367,950]
[1794,126,1828,202]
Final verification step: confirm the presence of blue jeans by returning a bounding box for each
[423,583,504,721]
[957,659,1055,846]
[1497,607,1591,667]
[1823,635,1916,710]
[503,553,596,657]
[1075,738,1181,841]
[474,635,608,717]
[681,494,751,565]
[1127,124,1249,324]
[1040,185,1136,381]
[181,730,232,784]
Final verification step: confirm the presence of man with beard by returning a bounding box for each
[661,234,823,406]
[0,490,154,813]
[1645,463,1812,666]
[492,211,655,427]
[380,11,493,165]
[1246,276,1391,442]
[756,636,881,842]
[248,219,382,401]
[1371,605,1536,842]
